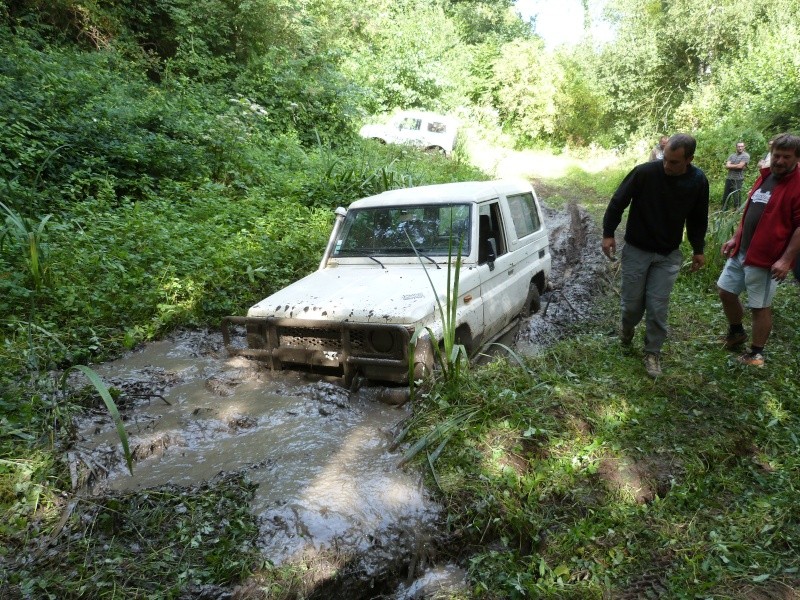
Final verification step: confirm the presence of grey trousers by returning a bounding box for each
[620,243,682,354]
[722,177,744,208]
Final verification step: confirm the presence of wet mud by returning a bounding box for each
[64,199,605,598]
[517,201,609,353]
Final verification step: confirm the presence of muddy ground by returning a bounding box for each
[54,199,610,599]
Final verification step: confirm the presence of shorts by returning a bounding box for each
[717,250,778,308]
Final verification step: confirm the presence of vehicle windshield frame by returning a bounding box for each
[332,203,471,258]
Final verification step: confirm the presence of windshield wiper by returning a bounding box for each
[368,256,386,269]
[418,252,441,269]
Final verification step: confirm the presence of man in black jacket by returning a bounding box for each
[602,133,710,377]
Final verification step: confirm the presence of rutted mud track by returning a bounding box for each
[518,201,608,351]
[60,199,606,598]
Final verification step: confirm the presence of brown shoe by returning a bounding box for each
[737,352,765,367]
[720,331,747,350]
[644,353,661,378]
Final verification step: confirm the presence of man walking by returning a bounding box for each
[602,134,709,378]
[722,141,750,208]
[717,133,800,366]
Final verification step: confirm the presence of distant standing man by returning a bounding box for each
[717,133,800,366]
[602,134,709,378]
[757,138,773,169]
[722,141,750,207]
[649,136,669,161]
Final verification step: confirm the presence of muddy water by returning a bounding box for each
[74,331,441,570]
[72,201,604,595]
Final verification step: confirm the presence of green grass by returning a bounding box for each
[4,148,799,597]
[1,474,264,599]
[404,168,800,598]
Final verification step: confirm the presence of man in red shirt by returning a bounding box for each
[717,133,800,366]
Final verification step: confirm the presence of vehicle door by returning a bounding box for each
[477,200,526,343]
[503,191,551,293]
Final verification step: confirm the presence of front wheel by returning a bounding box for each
[520,283,541,318]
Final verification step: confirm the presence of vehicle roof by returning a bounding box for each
[347,179,534,209]
[392,110,457,123]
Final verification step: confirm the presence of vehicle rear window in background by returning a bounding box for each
[428,121,447,133]
[507,192,542,238]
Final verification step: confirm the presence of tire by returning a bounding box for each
[520,283,541,317]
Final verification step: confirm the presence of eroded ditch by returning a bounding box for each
[63,200,607,598]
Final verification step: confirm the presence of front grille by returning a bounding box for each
[279,327,340,350]
[277,327,369,352]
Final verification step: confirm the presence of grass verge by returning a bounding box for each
[404,171,800,598]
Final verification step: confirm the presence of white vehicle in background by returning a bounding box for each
[359,110,458,157]
[222,179,550,385]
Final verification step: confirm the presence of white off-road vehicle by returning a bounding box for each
[222,180,550,385]
[359,111,458,157]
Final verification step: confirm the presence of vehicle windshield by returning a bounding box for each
[333,204,471,257]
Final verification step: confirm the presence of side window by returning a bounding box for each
[506,192,542,239]
[478,202,507,264]
[427,121,447,133]
[398,117,422,131]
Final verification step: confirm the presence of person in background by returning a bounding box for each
[649,136,669,161]
[757,138,773,169]
[722,141,750,208]
[602,134,709,378]
[717,133,800,366]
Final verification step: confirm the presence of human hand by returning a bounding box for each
[690,254,705,272]
[721,239,736,257]
[602,237,616,260]
[770,258,791,281]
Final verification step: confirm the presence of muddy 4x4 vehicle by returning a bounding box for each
[222,180,550,385]
[359,110,458,157]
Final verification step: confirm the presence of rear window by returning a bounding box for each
[427,121,447,133]
[507,192,542,238]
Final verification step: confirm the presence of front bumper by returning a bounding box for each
[221,316,432,384]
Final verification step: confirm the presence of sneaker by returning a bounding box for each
[720,331,747,350]
[644,353,661,378]
[737,352,765,367]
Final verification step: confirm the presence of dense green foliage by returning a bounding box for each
[2,0,800,597]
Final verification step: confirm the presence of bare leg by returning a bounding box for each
[718,287,743,325]
[751,307,772,348]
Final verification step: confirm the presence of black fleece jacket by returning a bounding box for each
[602,160,709,255]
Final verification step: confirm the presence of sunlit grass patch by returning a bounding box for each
[404,236,800,596]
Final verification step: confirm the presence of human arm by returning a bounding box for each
[686,173,710,259]
[770,227,800,281]
[601,167,638,258]
[725,160,747,170]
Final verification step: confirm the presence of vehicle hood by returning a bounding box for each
[247,265,476,325]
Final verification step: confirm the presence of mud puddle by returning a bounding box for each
[72,331,448,576]
[516,201,608,352]
[69,201,604,597]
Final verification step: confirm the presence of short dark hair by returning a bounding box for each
[771,133,800,157]
[666,134,696,159]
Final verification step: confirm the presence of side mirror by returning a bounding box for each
[486,238,497,271]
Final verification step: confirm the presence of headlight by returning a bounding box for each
[369,329,396,353]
